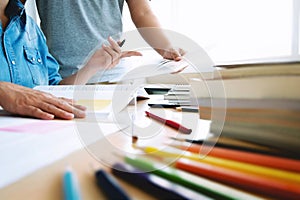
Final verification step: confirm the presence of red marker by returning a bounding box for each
[145,111,192,134]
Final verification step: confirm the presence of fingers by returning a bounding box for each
[45,97,86,119]
[107,36,121,53]
[0,82,87,120]
[59,97,87,111]
[102,44,120,67]
[121,51,143,58]
[26,106,56,120]
[103,37,121,62]
[102,37,122,66]
[39,101,75,119]
[102,37,143,68]
[162,47,186,61]
[174,48,186,61]
[171,66,187,74]
[72,104,88,112]
[178,48,186,56]
[59,97,75,104]
[14,102,73,120]
[24,95,86,120]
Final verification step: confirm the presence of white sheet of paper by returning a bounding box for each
[0,116,125,188]
[88,50,190,83]
[34,85,132,114]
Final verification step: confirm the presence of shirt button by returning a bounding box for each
[37,58,42,63]
[11,60,16,65]
[31,58,35,62]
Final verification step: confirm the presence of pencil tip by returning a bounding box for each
[132,135,138,144]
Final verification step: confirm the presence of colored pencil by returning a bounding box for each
[95,168,130,200]
[111,162,211,200]
[145,111,192,134]
[172,143,300,173]
[139,146,300,184]
[176,158,300,199]
[63,167,82,200]
[123,155,263,200]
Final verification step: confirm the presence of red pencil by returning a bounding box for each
[145,111,192,134]
[174,143,300,173]
[176,158,300,199]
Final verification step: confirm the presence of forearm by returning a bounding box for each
[128,0,172,54]
[136,16,172,55]
[59,65,98,85]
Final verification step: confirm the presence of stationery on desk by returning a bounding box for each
[0,118,82,188]
[63,167,82,200]
[121,142,300,199]
[137,146,300,184]
[176,158,300,199]
[34,85,123,116]
[145,111,192,134]
[118,39,126,47]
[2,57,300,200]
[122,155,263,200]
[175,106,199,113]
[95,168,130,200]
[172,143,300,173]
[112,162,212,200]
[146,84,192,108]
[93,49,190,83]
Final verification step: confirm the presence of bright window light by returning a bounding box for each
[123,0,299,64]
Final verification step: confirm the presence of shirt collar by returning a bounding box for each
[5,0,26,23]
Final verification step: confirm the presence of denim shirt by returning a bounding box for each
[0,0,62,88]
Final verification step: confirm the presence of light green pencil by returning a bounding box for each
[124,155,263,200]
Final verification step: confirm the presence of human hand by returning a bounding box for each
[85,37,142,71]
[0,82,86,120]
[159,47,186,61]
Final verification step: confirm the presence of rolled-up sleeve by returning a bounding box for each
[34,24,62,85]
[46,53,62,85]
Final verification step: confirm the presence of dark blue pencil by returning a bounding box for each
[95,168,130,200]
[112,162,212,200]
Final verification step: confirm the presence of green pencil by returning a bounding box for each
[124,155,263,200]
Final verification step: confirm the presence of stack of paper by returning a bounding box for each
[163,85,191,105]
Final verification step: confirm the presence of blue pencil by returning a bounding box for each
[63,167,82,200]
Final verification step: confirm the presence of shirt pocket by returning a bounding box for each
[24,46,48,85]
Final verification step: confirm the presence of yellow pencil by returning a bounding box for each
[140,146,300,184]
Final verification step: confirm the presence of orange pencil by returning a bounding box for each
[176,158,300,199]
[175,143,300,173]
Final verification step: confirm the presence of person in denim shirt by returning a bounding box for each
[0,0,140,120]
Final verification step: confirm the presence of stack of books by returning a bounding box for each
[190,61,300,100]
[197,98,300,158]
[189,61,300,158]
